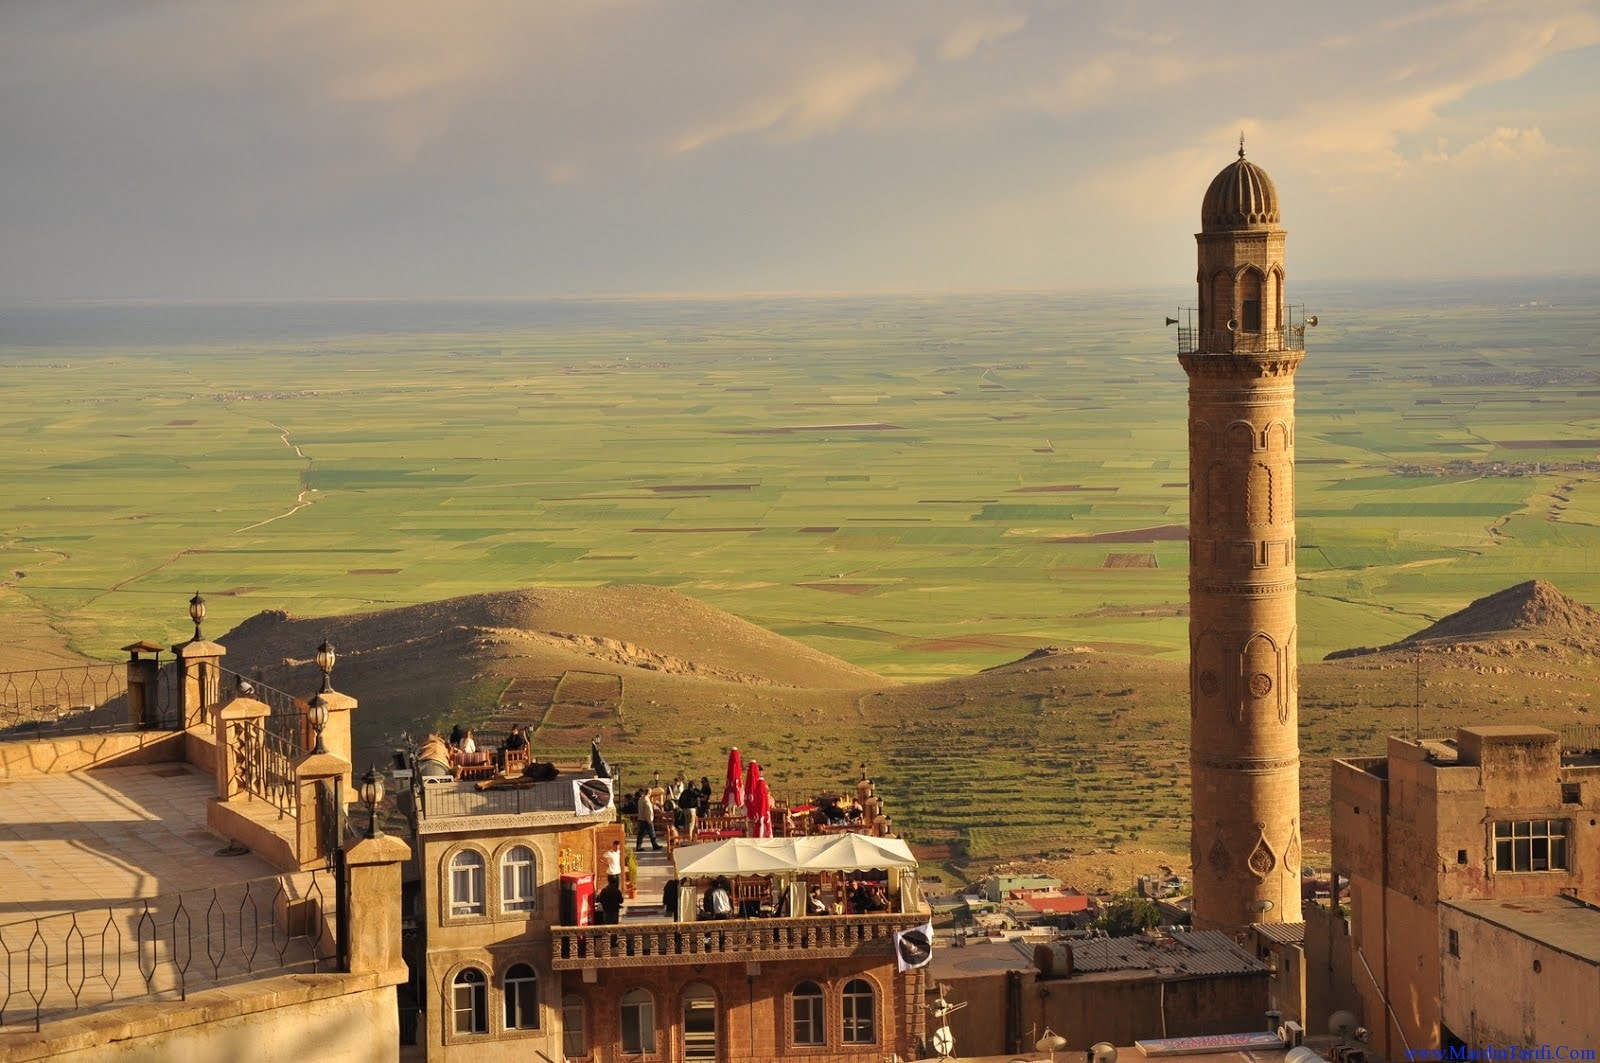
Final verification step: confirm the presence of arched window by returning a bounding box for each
[502,845,537,913]
[620,988,656,1055]
[504,963,539,1030]
[841,978,876,1045]
[451,967,487,1035]
[792,980,825,1047]
[561,994,585,1059]
[449,850,485,917]
[1241,268,1264,333]
[683,982,718,1059]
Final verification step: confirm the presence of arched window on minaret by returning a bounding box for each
[1210,270,1233,336]
[1240,268,1264,334]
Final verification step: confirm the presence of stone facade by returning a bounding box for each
[1181,148,1304,932]
[1331,725,1600,1056]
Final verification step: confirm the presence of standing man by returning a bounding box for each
[635,789,662,851]
[604,839,623,886]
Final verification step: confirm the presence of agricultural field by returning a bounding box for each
[1,281,1598,677]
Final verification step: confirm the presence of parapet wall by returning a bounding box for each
[0,972,397,1063]
[0,730,185,779]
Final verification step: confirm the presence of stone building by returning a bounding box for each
[405,768,933,1061]
[1439,894,1600,1051]
[1178,144,1310,932]
[1331,724,1600,1057]
[408,771,619,1060]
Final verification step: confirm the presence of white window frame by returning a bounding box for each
[450,850,486,917]
[502,845,537,913]
[841,978,876,1045]
[503,962,539,1030]
[620,987,656,1055]
[452,967,488,1035]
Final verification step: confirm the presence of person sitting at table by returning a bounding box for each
[500,725,527,754]
[703,877,733,920]
[806,886,829,916]
[448,723,467,749]
[698,777,714,814]
[461,728,477,755]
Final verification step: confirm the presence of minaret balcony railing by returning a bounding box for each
[1172,307,1311,356]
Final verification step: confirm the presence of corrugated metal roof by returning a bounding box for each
[1249,921,1307,945]
[1067,930,1267,978]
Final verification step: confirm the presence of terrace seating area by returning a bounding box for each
[555,833,928,970]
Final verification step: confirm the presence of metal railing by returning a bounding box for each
[1390,722,1600,756]
[0,662,145,737]
[231,718,300,817]
[1561,724,1600,754]
[551,911,928,969]
[0,870,337,1031]
[1178,327,1302,355]
[420,775,599,819]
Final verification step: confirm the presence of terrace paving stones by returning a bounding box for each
[0,763,280,924]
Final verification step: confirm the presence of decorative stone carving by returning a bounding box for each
[1208,838,1232,874]
[1248,672,1273,698]
[1199,670,1220,697]
[1246,823,1276,880]
[1284,819,1302,874]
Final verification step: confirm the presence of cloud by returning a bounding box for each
[938,12,1028,62]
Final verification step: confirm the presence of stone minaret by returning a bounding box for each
[1179,143,1305,931]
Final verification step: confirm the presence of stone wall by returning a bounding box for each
[0,730,184,779]
[1,973,397,1063]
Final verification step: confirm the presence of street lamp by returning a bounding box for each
[188,592,206,641]
[359,765,385,839]
[315,640,336,693]
[308,693,329,756]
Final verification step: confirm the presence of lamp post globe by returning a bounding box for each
[359,766,385,839]
[315,640,336,693]
[188,592,206,641]
[308,694,329,756]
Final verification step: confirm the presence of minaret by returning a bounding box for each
[1178,142,1305,931]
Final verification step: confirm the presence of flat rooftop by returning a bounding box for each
[1443,895,1600,965]
[0,762,280,923]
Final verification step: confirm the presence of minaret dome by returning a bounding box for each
[1201,146,1280,233]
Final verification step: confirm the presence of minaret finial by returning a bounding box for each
[1238,131,1246,159]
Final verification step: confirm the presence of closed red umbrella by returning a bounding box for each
[722,747,744,812]
[746,762,773,838]
[744,758,760,814]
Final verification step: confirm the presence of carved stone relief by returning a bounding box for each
[1246,822,1276,880]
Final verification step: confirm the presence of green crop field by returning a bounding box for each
[2,283,1598,674]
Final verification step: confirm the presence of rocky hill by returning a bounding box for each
[1325,579,1600,659]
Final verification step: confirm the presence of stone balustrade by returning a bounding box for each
[551,911,927,970]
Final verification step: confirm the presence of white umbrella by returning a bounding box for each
[671,837,794,878]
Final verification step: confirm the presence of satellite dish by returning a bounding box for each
[1092,1042,1120,1063]
[1226,319,1239,332]
[1306,315,1319,327]
[1329,1010,1359,1039]
[1036,1029,1068,1052]
[932,1026,956,1058]
[1165,317,1179,327]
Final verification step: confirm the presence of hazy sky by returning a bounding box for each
[3,1,1597,301]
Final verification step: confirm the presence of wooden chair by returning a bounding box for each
[502,747,530,775]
